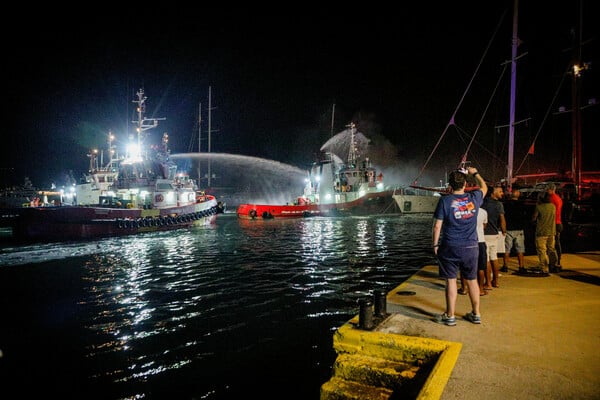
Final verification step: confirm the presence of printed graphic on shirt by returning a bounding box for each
[451,196,476,220]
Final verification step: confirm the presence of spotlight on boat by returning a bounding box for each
[126,143,142,162]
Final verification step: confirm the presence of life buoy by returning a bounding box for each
[347,185,352,192]
[155,194,164,202]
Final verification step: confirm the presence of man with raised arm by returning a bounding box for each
[432,167,488,326]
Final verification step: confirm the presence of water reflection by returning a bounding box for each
[0,215,436,399]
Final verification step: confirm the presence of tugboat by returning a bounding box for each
[10,89,219,242]
[237,123,399,219]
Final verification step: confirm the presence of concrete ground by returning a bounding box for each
[377,251,600,400]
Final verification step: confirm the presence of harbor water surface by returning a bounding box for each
[0,214,435,399]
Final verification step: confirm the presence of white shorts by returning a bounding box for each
[497,233,506,253]
[484,234,500,261]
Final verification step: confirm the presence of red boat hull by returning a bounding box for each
[10,197,219,242]
[237,191,398,219]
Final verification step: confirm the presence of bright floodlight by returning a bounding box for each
[126,143,142,161]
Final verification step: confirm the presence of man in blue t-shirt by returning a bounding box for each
[432,167,488,326]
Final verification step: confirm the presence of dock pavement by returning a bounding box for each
[379,251,600,399]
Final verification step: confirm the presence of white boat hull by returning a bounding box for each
[393,194,439,214]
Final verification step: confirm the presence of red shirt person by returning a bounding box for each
[546,183,563,271]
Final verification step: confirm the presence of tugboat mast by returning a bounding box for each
[347,122,358,167]
[131,89,165,158]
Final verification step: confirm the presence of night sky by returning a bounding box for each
[3,2,598,191]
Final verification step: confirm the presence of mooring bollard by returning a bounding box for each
[373,289,387,318]
[358,298,374,330]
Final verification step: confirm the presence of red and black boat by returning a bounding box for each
[10,89,220,242]
[237,123,399,219]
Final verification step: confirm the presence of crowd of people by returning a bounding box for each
[432,169,564,326]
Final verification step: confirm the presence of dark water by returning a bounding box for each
[0,214,435,399]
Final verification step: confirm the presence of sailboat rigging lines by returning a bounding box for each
[413,7,508,186]
[413,0,597,195]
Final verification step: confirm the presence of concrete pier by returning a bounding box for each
[322,251,600,399]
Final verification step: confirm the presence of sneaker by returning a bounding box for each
[436,313,456,326]
[518,267,527,274]
[500,265,509,272]
[464,312,481,324]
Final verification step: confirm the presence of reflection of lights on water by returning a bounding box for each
[298,218,395,283]
[375,219,388,255]
[86,233,206,383]
[300,218,336,273]
[356,220,370,255]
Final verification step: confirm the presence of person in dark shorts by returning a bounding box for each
[433,167,488,326]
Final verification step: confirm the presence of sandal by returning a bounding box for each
[458,288,468,295]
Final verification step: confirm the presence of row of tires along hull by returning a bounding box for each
[115,208,217,229]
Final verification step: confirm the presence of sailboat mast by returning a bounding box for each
[507,0,519,193]
[197,102,202,188]
[208,86,212,187]
[571,0,583,200]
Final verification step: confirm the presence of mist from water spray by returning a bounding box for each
[171,153,308,205]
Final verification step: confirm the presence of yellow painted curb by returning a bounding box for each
[325,317,462,400]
